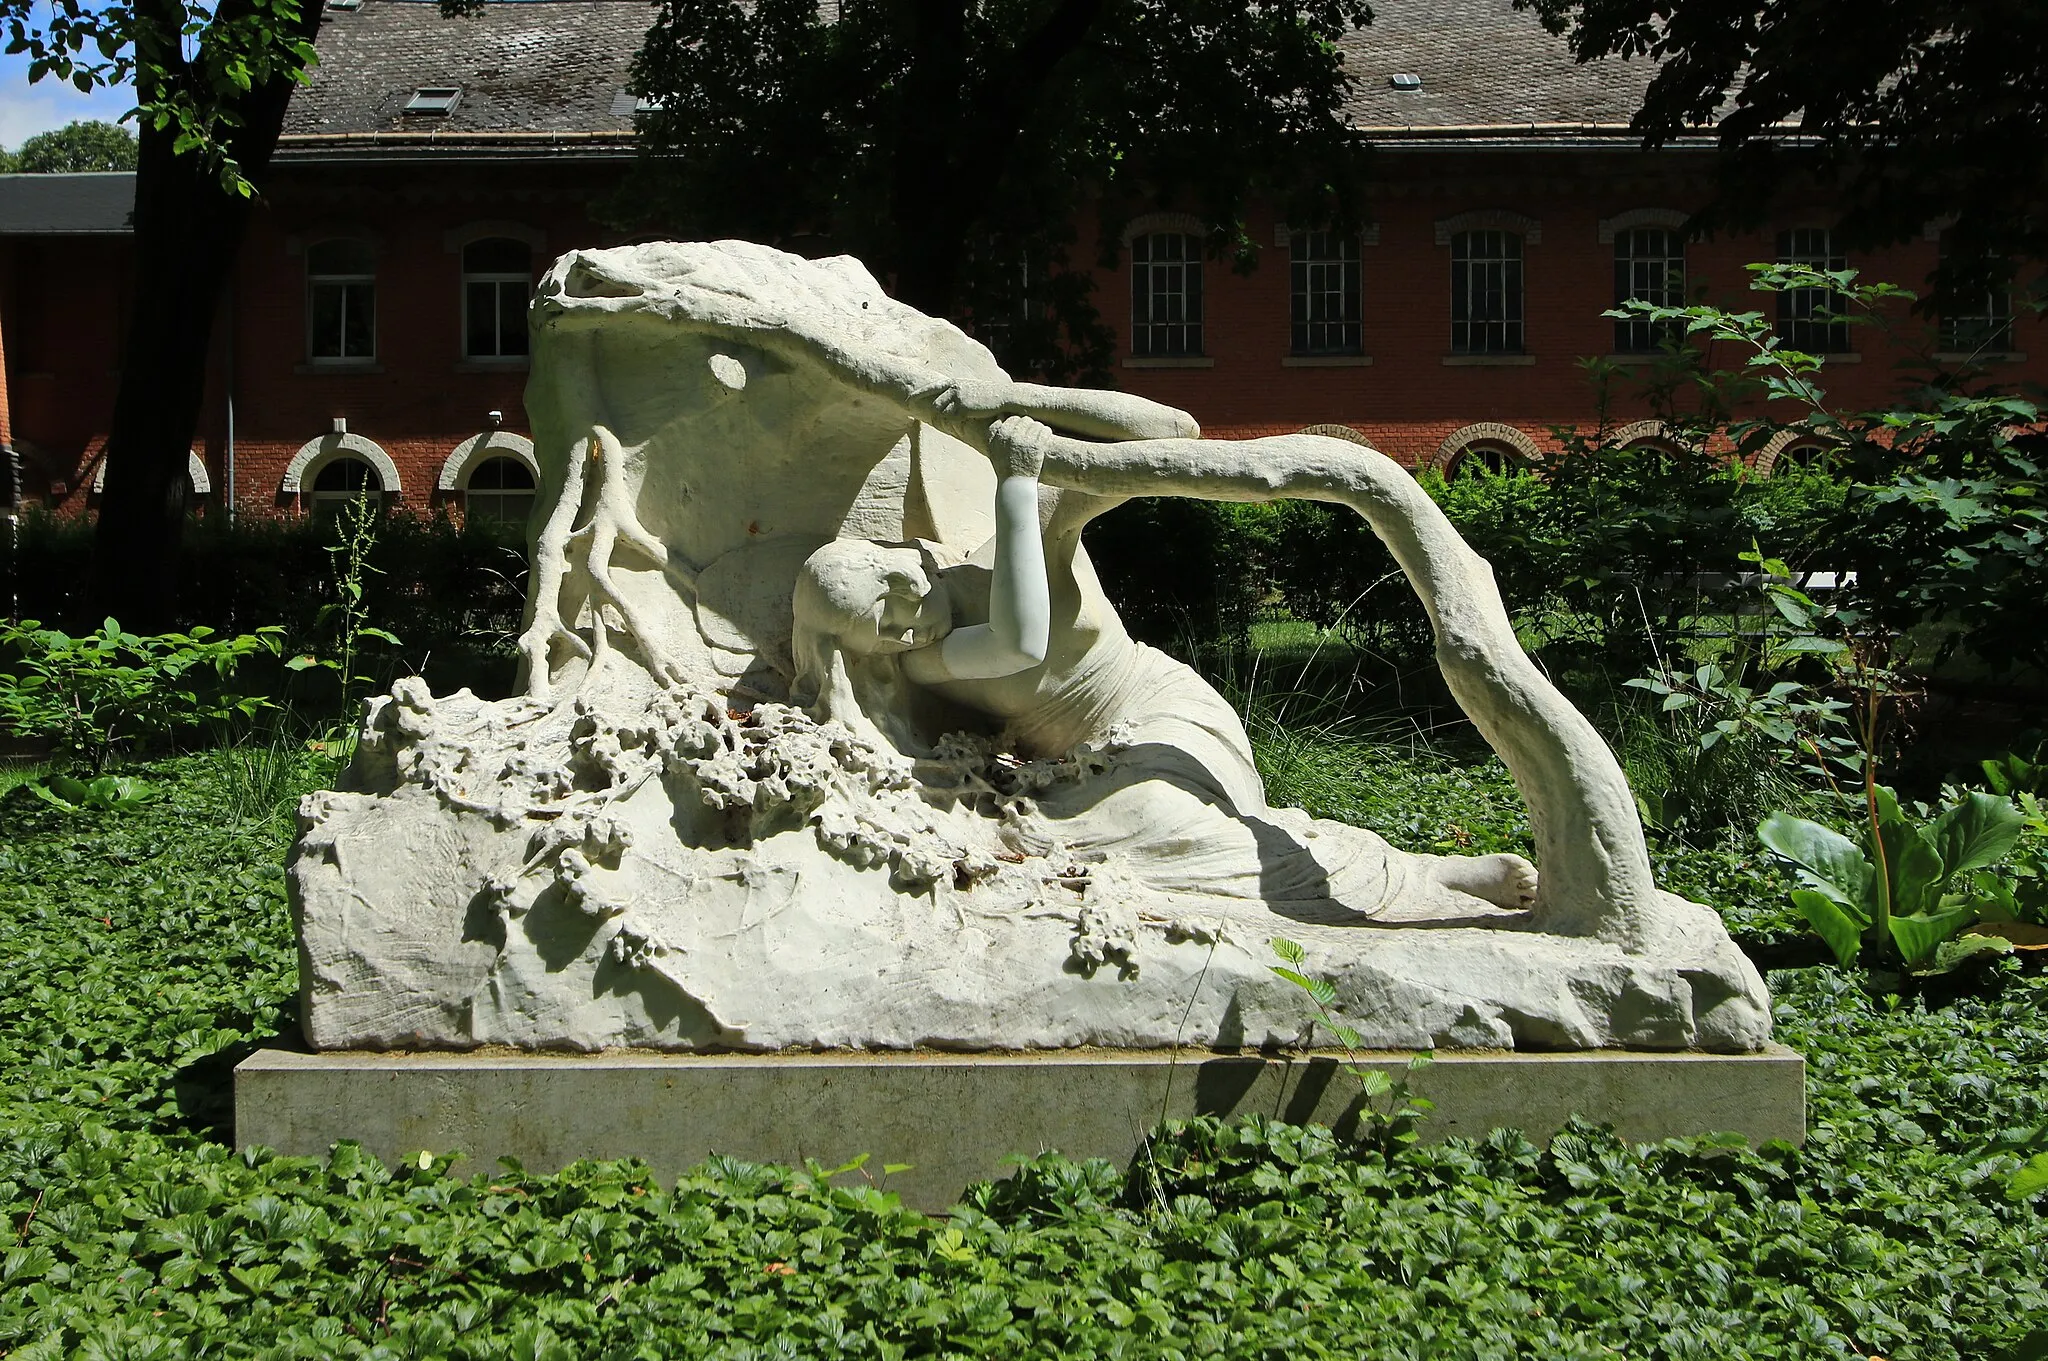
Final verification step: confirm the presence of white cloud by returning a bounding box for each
[0,70,136,153]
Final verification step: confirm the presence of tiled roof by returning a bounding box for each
[278,0,1656,154]
[1338,0,1655,134]
[0,173,135,235]
[281,0,651,142]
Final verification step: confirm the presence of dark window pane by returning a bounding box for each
[341,282,374,359]
[310,283,344,359]
[496,281,529,355]
[313,457,377,492]
[466,281,498,357]
[468,456,535,491]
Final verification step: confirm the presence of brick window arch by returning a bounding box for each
[1428,422,1543,476]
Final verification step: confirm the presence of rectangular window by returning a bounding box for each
[1290,231,1361,355]
[1777,228,1849,352]
[1938,239,2014,354]
[307,238,376,362]
[464,280,531,358]
[1451,230,1523,354]
[1131,232,1202,357]
[1613,227,1685,353]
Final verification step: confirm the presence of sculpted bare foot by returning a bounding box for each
[1424,852,1538,910]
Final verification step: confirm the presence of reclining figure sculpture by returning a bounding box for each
[290,240,1771,1054]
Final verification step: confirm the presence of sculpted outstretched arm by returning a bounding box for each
[903,417,1051,684]
[1005,421,1663,950]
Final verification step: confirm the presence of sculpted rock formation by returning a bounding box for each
[291,240,1772,1054]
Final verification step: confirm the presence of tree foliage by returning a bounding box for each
[8,119,138,173]
[1516,0,2048,297]
[616,0,1375,380]
[1,0,318,193]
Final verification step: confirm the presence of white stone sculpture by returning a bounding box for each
[290,240,1771,1055]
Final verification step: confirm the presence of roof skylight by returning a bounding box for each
[1389,73,1422,91]
[404,87,461,115]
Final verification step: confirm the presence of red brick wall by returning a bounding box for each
[12,152,2040,523]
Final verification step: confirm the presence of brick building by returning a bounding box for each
[2,0,2038,524]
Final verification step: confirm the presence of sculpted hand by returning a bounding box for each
[988,415,1050,481]
[925,378,1019,443]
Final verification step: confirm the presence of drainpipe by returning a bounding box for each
[0,295,18,620]
[224,274,236,526]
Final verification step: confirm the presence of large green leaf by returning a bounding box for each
[1758,813,1874,908]
[1790,888,1867,967]
[1889,905,1978,968]
[1927,791,2025,881]
[1883,824,1945,919]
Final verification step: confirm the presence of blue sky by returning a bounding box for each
[0,48,136,151]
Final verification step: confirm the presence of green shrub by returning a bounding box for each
[3,509,529,700]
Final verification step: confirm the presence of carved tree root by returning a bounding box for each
[519,424,690,703]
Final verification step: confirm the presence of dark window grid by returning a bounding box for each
[1291,248,1361,355]
[308,275,375,361]
[1131,234,1203,358]
[1450,231,1523,354]
[464,276,531,358]
[465,457,537,523]
[1940,292,2014,353]
[307,457,383,521]
[1613,229,1686,354]
[1776,229,1849,353]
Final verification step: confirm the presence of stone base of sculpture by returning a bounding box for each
[237,1045,1808,1211]
[289,239,1774,1059]
[295,659,1765,1054]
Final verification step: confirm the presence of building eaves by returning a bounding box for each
[0,173,136,236]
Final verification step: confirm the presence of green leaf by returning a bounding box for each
[1884,824,1945,919]
[2006,1154,2048,1202]
[1271,937,1305,965]
[1889,905,1978,968]
[1790,888,1866,967]
[1758,812,1873,908]
[1927,791,2025,880]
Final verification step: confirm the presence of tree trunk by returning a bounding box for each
[89,1,320,630]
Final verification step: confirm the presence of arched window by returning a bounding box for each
[308,455,384,521]
[463,237,533,359]
[465,455,537,523]
[1613,228,1685,353]
[306,238,376,362]
[1130,233,1202,357]
[1444,444,1529,479]
[1451,231,1523,354]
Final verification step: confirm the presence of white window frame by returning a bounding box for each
[1450,230,1524,354]
[1130,232,1203,358]
[461,239,533,361]
[1612,227,1686,353]
[306,239,376,364]
[1290,231,1362,356]
[1776,228,1849,353]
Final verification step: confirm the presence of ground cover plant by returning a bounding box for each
[4,749,2046,1358]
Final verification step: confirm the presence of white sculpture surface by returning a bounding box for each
[291,240,1771,1054]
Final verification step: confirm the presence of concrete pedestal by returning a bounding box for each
[237,1045,1805,1211]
